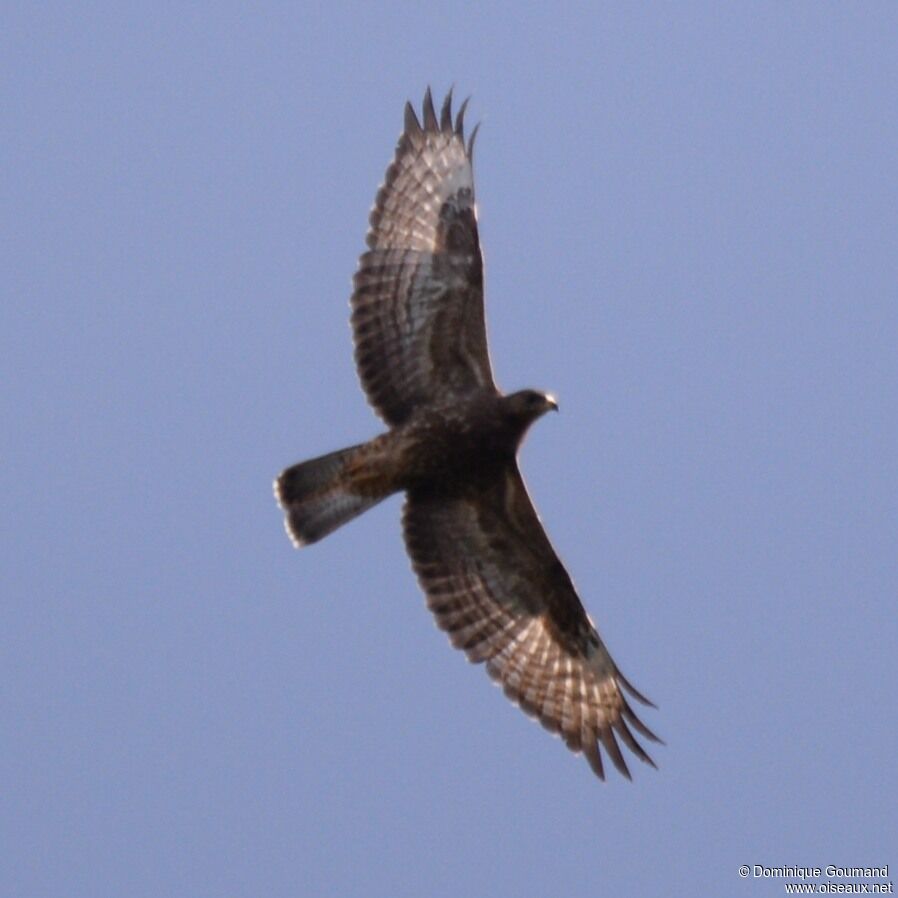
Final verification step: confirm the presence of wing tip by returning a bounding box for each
[455,95,471,139]
[598,726,632,780]
[467,121,481,159]
[584,743,606,780]
[404,100,422,138]
[422,85,438,131]
[403,88,479,159]
[440,86,454,133]
[618,669,658,708]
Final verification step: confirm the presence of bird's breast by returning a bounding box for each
[394,400,515,489]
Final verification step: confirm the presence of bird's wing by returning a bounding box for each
[402,465,660,779]
[351,88,495,426]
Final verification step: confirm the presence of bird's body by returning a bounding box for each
[276,89,660,780]
[278,389,554,543]
[393,389,558,486]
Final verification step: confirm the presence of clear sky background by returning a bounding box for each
[3,4,896,896]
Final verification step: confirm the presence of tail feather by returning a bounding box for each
[275,443,389,546]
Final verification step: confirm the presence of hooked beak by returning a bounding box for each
[545,394,559,412]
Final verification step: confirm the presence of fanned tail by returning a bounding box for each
[274,443,390,546]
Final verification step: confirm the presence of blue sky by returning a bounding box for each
[3,3,896,896]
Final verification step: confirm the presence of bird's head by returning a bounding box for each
[503,389,559,424]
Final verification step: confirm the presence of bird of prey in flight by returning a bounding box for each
[275,88,660,780]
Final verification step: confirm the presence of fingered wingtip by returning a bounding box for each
[454,96,471,137]
[440,86,454,132]
[467,121,481,157]
[404,100,422,136]
[619,670,657,708]
[401,88,480,158]
[422,86,438,131]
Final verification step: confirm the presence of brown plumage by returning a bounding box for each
[275,88,660,780]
